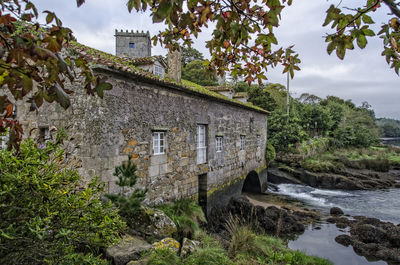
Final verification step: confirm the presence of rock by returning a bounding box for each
[351,224,388,244]
[180,237,200,256]
[106,235,152,265]
[127,257,149,265]
[335,234,352,246]
[330,207,344,216]
[152,237,180,253]
[267,167,305,185]
[130,207,177,241]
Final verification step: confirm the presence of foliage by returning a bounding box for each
[323,0,400,75]
[147,248,180,265]
[157,199,206,240]
[105,157,147,224]
[58,253,110,265]
[184,246,234,265]
[265,141,276,167]
[376,118,400,137]
[0,1,112,149]
[0,139,124,265]
[181,46,204,66]
[181,59,218,86]
[268,111,308,152]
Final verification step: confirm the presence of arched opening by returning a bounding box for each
[242,170,262,194]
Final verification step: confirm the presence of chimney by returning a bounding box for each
[167,50,182,83]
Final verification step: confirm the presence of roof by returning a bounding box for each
[129,56,167,68]
[205,85,233,92]
[67,42,269,115]
[233,92,249,99]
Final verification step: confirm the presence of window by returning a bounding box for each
[153,132,165,155]
[197,125,207,164]
[153,65,164,78]
[240,135,246,150]
[129,42,135,48]
[216,136,223,152]
[0,130,8,150]
[257,135,261,147]
[39,127,51,145]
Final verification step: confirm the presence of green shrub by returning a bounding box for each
[147,248,180,265]
[105,156,146,226]
[157,199,206,240]
[265,141,276,167]
[0,140,125,265]
[58,253,110,265]
[301,158,337,172]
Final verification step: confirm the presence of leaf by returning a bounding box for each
[362,14,374,24]
[44,11,55,24]
[357,34,367,49]
[50,83,71,109]
[362,28,375,37]
[76,0,85,7]
[95,81,112,98]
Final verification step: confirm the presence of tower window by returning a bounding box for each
[129,43,135,48]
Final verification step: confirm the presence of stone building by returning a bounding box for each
[115,30,152,58]
[14,34,269,213]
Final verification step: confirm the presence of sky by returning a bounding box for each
[33,0,399,119]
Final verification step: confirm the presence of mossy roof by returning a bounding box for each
[68,42,269,115]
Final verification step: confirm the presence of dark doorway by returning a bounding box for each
[198,174,207,215]
[242,171,262,194]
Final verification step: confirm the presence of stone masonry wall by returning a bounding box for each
[115,30,151,58]
[16,69,268,205]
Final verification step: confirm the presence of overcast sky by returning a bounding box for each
[33,0,399,119]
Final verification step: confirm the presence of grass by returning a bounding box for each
[300,145,400,172]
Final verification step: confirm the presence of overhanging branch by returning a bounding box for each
[382,0,400,18]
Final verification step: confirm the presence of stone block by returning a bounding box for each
[149,165,160,177]
[150,154,167,165]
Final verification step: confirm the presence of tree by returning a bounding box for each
[323,0,400,74]
[181,59,218,86]
[181,46,204,66]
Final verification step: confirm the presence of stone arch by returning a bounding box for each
[242,170,262,194]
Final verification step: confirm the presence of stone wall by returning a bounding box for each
[15,68,268,206]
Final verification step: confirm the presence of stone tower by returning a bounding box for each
[115,29,151,58]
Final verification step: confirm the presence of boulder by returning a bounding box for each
[130,207,177,241]
[330,207,344,216]
[152,237,180,253]
[180,237,200,256]
[335,234,352,246]
[106,235,152,265]
[351,224,388,244]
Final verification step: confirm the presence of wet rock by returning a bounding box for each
[335,234,352,246]
[129,207,177,241]
[106,235,152,265]
[351,224,388,244]
[330,207,344,216]
[180,238,200,256]
[208,196,306,236]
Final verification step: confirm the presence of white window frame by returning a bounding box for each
[0,129,9,150]
[197,125,207,164]
[216,136,223,153]
[153,64,165,78]
[153,131,166,155]
[240,135,246,150]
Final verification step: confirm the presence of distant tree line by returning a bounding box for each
[376,118,400,138]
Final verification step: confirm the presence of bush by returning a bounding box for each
[105,156,146,226]
[265,142,276,167]
[0,140,125,265]
[301,158,338,172]
[157,199,206,240]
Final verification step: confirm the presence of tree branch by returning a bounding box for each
[382,0,400,18]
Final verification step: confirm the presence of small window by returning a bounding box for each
[39,127,51,145]
[0,129,9,150]
[129,43,135,48]
[240,135,246,150]
[197,125,207,164]
[257,135,261,147]
[153,65,164,78]
[153,132,165,155]
[216,136,223,152]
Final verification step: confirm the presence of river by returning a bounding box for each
[382,138,400,147]
[269,184,400,265]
